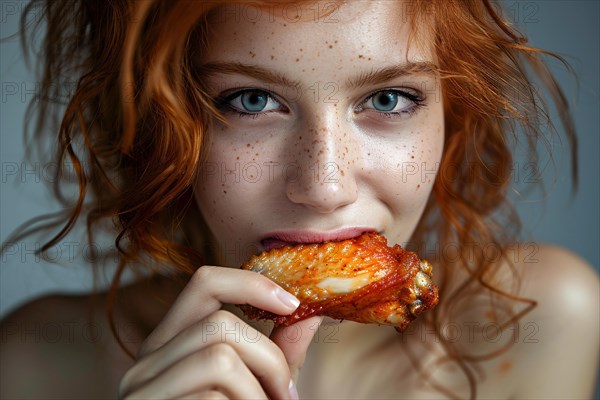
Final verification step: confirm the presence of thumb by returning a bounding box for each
[270,316,324,382]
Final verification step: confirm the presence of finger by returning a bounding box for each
[176,390,228,400]
[124,310,291,400]
[139,266,299,357]
[124,343,267,400]
[271,316,324,382]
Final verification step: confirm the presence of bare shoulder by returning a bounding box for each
[0,292,135,399]
[518,244,598,323]
[512,244,599,399]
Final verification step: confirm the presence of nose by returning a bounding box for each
[285,111,359,213]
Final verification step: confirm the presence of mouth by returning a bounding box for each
[260,227,378,252]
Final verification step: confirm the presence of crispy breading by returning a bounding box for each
[240,233,438,331]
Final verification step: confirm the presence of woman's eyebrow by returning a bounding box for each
[198,61,301,88]
[197,61,437,89]
[346,62,437,89]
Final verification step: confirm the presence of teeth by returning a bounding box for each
[415,271,431,290]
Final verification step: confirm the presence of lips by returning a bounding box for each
[260,227,377,252]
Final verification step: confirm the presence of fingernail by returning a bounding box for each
[288,379,299,400]
[275,287,300,310]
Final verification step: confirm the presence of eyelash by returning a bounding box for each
[358,89,425,118]
[214,88,426,119]
[214,90,283,119]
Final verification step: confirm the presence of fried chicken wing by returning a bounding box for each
[239,233,438,331]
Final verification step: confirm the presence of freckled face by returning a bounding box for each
[194,1,444,266]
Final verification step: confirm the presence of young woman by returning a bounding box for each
[1,0,598,399]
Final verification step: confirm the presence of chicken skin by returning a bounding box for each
[240,233,439,331]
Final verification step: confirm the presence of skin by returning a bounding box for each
[194,1,444,268]
[0,1,598,399]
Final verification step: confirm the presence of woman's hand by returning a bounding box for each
[118,266,322,399]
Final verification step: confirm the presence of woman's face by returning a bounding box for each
[194,0,444,266]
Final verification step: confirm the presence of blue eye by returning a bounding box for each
[371,91,400,111]
[363,90,417,113]
[222,90,283,114]
[240,92,267,112]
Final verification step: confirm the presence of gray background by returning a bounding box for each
[1,0,598,317]
[1,0,599,394]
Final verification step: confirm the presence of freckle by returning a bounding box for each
[236,156,240,160]
[328,45,333,49]
[300,48,303,52]
[246,143,251,147]
[416,184,420,190]
[334,40,338,44]
[283,23,287,27]
[223,190,227,194]
[340,170,345,176]
[271,55,275,60]
[368,57,372,61]
[411,155,415,159]
[358,54,364,59]
[498,360,513,375]
[296,58,300,62]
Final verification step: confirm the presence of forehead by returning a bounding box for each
[199,1,435,72]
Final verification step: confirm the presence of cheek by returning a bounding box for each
[193,128,277,238]
[369,123,444,211]
[194,140,248,234]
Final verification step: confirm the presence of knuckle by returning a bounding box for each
[248,273,277,292]
[206,343,240,373]
[191,265,216,288]
[198,390,228,400]
[211,309,237,325]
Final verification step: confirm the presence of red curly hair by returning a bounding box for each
[8,0,576,398]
